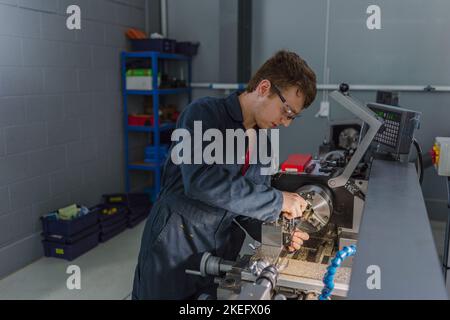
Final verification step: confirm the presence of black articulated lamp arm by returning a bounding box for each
[412,138,424,185]
[327,90,383,189]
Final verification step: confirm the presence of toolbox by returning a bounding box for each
[281,154,313,173]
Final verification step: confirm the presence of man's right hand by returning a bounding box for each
[281,192,308,220]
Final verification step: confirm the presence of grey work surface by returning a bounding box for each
[348,160,448,299]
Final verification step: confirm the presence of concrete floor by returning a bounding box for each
[0,223,145,300]
[0,219,447,300]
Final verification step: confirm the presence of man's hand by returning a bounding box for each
[281,192,308,220]
[286,229,310,253]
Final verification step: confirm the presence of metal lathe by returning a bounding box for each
[187,85,448,300]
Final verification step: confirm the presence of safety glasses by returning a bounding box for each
[272,85,302,120]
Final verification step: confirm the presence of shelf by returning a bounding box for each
[122,49,192,194]
[127,123,176,133]
[128,161,164,171]
[122,51,191,61]
[125,88,191,96]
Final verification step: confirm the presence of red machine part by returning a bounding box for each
[281,154,313,173]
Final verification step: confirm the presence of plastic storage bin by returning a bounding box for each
[43,231,99,261]
[101,217,127,233]
[93,204,128,228]
[175,42,200,56]
[130,39,176,53]
[128,210,150,228]
[126,75,153,91]
[41,210,98,237]
[91,204,128,243]
[126,205,150,229]
[100,222,128,243]
[102,193,152,229]
[126,69,161,91]
[127,204,150,219]
[103,193,152,208]
[44,224,100,245]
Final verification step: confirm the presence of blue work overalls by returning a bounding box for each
[132,92,283,300]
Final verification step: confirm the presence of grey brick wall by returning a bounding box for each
[0,0,146,279]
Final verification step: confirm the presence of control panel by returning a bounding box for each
[367,103,421,156]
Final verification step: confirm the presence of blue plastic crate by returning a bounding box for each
[175,41,200,56]
[130,39,176,53]
[101,217,128,234]
[128,212,149,228]
[43,224,100,245]
[102,193,152,208]
[91,204,128,228]
[128,205,151,219]
[100,222,128,243]
[43,231,99,261]
[41,210,98,237]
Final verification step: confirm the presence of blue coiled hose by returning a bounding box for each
[319,245,357,300]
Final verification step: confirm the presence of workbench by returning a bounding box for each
[348,160,448,299]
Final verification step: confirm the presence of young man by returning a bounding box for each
[132,50,317,300]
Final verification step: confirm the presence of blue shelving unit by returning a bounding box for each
[121,51,192,200]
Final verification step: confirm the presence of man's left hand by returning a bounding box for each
[286,229,310,253]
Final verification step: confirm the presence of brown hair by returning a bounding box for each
[247,50,317,108]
